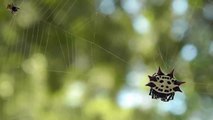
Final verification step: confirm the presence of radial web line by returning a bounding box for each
[44,25,50,54]
[4,17,16,66]
[38,25,45,52]
[34,22,40,53]
[57,0,78,25]
[45,0,70,20]
[55,28,68,68]
[65,33,71,66]
[28,23,35,55]
[17,27,25,66]
[41,20,128,64]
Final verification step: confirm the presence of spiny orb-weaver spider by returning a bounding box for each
[146,67,185,102]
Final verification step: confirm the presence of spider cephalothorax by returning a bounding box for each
[146,67,185,102]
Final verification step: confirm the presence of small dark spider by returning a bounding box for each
[7,3,20,14]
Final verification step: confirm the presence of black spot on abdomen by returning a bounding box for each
[158,89,163,92]
[164,90,169,92]
[167,81,171,84]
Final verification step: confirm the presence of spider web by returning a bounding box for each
[1,0,132,104]
[1,1,131,118]
[1,0,213,112]
[3,0,128,71]
[1,0,213,97]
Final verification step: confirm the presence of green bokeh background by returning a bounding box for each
[0,0,213,120]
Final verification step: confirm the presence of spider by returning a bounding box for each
[7,3,19,14]
[146,67,185,102]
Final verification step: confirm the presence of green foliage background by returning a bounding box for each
[0,0,213,120]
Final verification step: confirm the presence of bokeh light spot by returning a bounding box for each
[157,93,187,115]
[99,0,115,15]
[172,0,188,15]
[171,19,188,40]
[65,82,86,107]
[203,4,213,20]
[121,0,142,15]
[126,67,145,87]
[181,44,198,61]
[117,86,153,110]
[208,41,213,56]
[132,15,150,34]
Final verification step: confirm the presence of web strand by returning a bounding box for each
[4,17,16,66]
[7,1,192,74]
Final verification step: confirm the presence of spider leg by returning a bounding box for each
[162,95,169,102]
[151,90,158,99]
[151,91,156,99]
[154,94,157,99]
[153,90,159,99]
[165,99,169,102]
[149,88,152,95]
[166,94,171,101]
[161,98,166,102]
[167,93,175,101]
[152,93,156,99]
[171,93,175,100]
